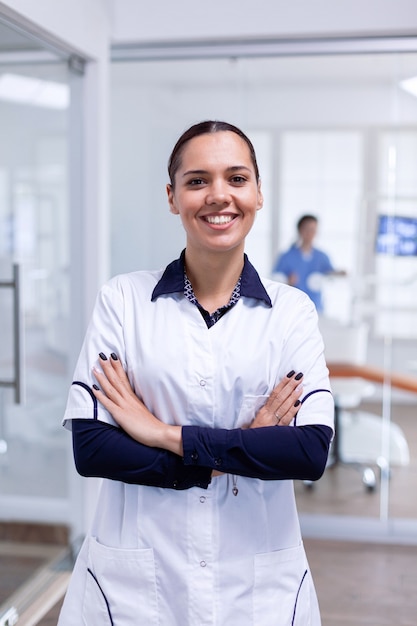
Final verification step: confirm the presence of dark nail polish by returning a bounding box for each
[294,400,301,407]
[92,384,100,390]
[295,372,303,380]
[286,370,295,378]
[110,353,118,361]
[99,352,107,360]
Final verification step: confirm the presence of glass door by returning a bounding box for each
[0,64,69,508]
[0,23,75,524]
[0,16,87,621]
[0,16,90,621]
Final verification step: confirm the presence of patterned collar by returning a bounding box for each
[183,273,242,328]
[151,249,272,308]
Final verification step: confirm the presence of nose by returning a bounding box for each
[205,180,231,206]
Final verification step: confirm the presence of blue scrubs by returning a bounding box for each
[273,244,334,312]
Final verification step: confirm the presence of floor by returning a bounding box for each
[307,539,417,626]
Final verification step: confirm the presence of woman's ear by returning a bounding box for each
[256,180,264,211]
[167,183,179,214]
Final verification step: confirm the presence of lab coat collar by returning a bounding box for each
[151,249,272,307]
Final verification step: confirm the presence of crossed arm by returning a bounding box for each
[71,353,332,489]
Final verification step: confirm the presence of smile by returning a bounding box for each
[204,215,235,225]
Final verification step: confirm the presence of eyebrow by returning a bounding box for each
[182,165,252,178]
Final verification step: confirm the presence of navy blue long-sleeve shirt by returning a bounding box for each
[72,418,332,490]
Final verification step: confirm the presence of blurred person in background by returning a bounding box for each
[273,214,346,313]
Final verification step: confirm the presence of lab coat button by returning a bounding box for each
[199,379,206,387]
[200,560,207,568]
[199,496,206,503]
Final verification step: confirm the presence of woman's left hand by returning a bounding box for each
[92,353,183,454]
[250,370,303,429]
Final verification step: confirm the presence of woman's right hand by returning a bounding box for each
[92,352,183,455]
[250,371,303,428]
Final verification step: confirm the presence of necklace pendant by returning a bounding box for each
[232,486,239,496]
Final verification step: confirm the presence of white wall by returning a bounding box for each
[110,0,417,43]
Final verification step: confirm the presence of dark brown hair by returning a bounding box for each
[297,214,318,231]
[168,120,260,187]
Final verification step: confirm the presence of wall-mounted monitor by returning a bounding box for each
[376,214,417,256]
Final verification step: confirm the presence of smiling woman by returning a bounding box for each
[58,120,334,625]
[166,124,264,307]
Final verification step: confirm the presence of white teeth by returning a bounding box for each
[205,215,234,224]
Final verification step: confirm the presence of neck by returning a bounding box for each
[184,245,245,313]
[300,240,313,253]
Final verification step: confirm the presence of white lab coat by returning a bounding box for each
[58,267,334,625]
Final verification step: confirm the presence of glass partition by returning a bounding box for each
[0,56,71,507]
[110,50,417,539]
[0,16,88,620]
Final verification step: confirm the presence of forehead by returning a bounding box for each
[300,220,317,230]
[180,131,253,169]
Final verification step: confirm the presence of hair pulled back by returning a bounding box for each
[168,120,260,188]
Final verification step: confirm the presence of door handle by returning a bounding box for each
[0,263,24,404]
